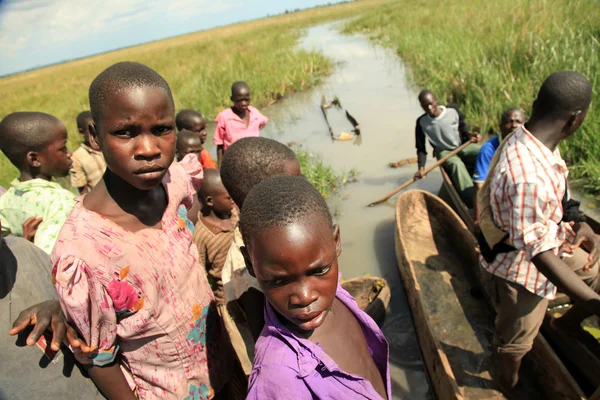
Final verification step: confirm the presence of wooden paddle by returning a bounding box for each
[367,140,473,207]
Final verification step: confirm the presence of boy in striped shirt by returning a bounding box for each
[481,71,600,393]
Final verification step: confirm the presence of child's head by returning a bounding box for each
[76,111,94,146]
[88,61,176,190]
[531,71,592,137]
[499,108,526,138]
[199,168,234,218]
[230,81,251,114]
[0,111,72,179]
[220,137,301,207]
[176,129,202,160]
[240,175,340,333]
[418,89,439,117]
[175,109,207,144]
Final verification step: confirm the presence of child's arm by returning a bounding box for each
[85,363,137,400]
[247,363,311,399]
[213,113,226,167]
[534,251,600,315]
[216,145,224,167]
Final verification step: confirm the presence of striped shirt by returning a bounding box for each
[193,213,238,304]
[481,126,575,299]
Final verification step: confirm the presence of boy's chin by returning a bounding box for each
[287,309,330,333]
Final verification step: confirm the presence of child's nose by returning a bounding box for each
[135,135,161,159]
[290,284,318,307]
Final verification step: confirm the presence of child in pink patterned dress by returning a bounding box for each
[51,62,242,400]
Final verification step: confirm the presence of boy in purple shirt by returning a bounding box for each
[240,176,391,400]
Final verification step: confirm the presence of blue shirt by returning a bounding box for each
[473,135,500,182]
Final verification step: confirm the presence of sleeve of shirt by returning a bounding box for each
[472,141,495,182]
[53,256,119,366]
[213,112,226,145]
[257,109,269,128]
[200,149,217,169]
[69,154,87,188]
[415,116,428,169]
[507,182,562,260]
[36,194,76,254]
[247,365,311,400]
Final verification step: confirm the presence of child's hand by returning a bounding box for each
[571,222,600,271]
[22,216,43,242]
[8,300,91,352]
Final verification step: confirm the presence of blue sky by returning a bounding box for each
[0,0,343,76]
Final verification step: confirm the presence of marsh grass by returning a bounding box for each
[0,0,392,188]
[344,0,600,193]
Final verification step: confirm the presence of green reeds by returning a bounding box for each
[344,0,600,193]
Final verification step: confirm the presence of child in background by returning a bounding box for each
[192,169,252,376]
[242,176,391,400]
[52,62,243,399]
[69,110,106,194]
[177,129,217,169]
[214,81,268,166]
[176,109,216,168]
[0,112,75,254]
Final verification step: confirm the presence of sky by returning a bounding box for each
[0,0,343,77]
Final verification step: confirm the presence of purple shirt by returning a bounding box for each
[247,284,392,400]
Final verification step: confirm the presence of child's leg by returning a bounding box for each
[438,150,475,208]
[556,248,600,328]
[492,275,548,389]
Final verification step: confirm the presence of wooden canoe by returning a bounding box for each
[341,276,391,324]
[439,166,600,389]
[395,189,586,399]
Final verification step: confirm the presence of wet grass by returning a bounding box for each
[343,0,600,193]
[0,0,392,188]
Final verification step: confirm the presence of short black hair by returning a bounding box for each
[198,168,223,201]
[500,107,526,124]
[0,112,63,168]
[176,109,204,131]
[176,129,200,152]
[231,81,250,97]
[89,61,174,124]
[240,176,332,248]
[220,137,298,206]
[534,71,592,116]
[76,111,93,130]
[418,89,435,103]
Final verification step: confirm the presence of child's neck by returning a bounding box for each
[200,207,232,231]
[85,170,167,231]
[232,107,247,120]
[19,170,51,182]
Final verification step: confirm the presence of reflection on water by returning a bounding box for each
[263,23,436,399]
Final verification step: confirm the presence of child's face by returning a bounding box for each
[231,88,250,114]
[419,93,439,117]
[177,137,203,160]
[247,218,341,333]
[187,117,207,144]
[207,183,235,217]
[92,86,176,190]
[78,120,92,145]
[36,123,73,177]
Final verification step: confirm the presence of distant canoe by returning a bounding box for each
[395,189,585,399]
[341,276,390,323]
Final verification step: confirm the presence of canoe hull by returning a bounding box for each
[341,276,391,323]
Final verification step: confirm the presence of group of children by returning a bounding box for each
[414,71,600,397]
[1,61,391,400]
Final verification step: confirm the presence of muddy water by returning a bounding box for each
[265,24,437,399]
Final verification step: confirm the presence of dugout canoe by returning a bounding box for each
[341,276,391,324]
[395,189,586,399]
[439,166,600,390]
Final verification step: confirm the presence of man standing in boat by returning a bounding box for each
[413,90,481,208]
[478,71,600,395]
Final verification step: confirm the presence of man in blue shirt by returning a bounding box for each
[472,107,526,223]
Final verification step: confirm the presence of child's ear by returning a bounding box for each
[332,224,342,258]
[26,151,41,168]
[240,245,256,278]
[88,122,101,151]
[206,195,214,207]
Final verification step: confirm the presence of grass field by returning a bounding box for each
[344,0,600,194]
[0,0,391,189]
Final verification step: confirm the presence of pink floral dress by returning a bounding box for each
[52,156,233,399]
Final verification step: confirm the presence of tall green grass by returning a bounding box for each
[344,0,600,193]
[0,0,392,188]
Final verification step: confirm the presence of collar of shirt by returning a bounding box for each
[80,143,103,155]
[222,106,261,123]
[10,178,67,193]
[518,125,568,176]
[262,284,390,387]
